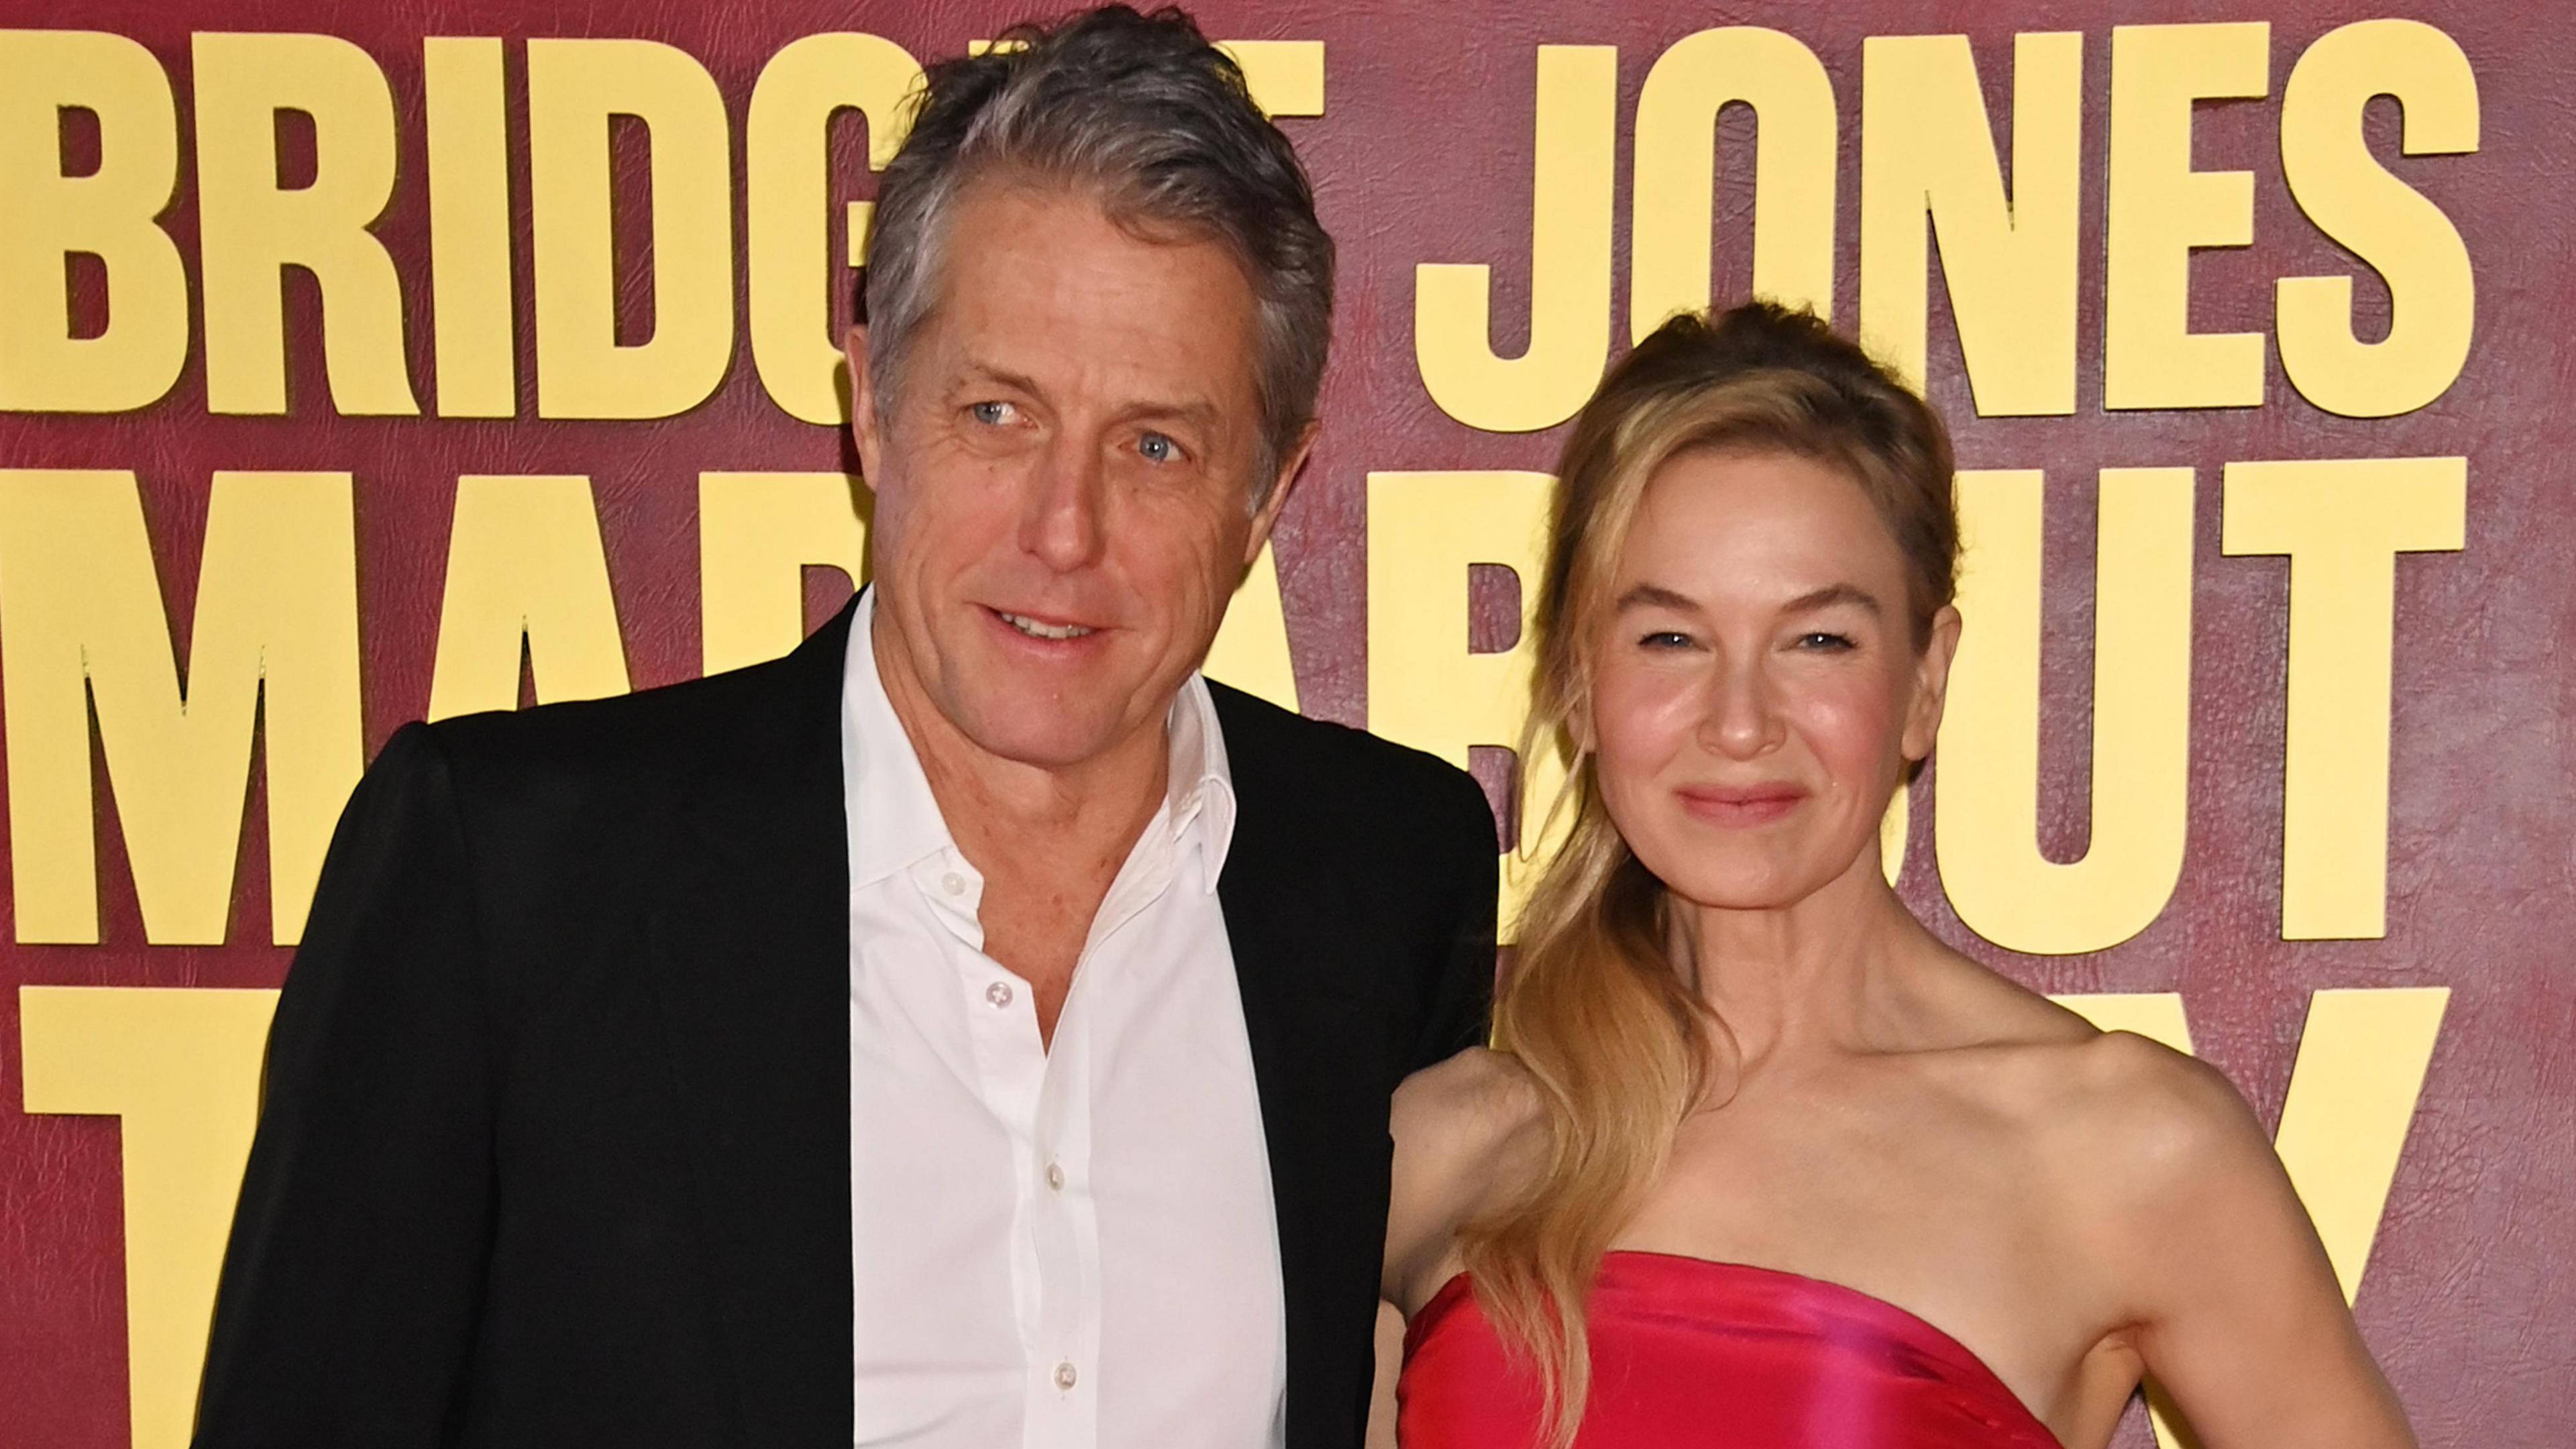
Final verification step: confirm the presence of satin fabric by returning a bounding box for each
[1397,1251,2063,1448]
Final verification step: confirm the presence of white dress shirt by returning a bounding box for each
[842,590,1287,1449]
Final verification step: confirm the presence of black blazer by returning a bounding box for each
[193,601,1497,1449]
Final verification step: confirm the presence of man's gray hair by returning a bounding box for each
[863,5,1335,497]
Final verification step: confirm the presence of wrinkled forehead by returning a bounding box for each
[917,182,1265,403]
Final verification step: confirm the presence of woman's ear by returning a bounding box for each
[1569,688,1600,759]
[1901,604,1963,763]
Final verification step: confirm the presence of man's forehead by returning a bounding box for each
[922,205,1259,403]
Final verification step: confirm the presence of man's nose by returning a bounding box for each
[1019,435,1108,572]
[1699,655,1786,759]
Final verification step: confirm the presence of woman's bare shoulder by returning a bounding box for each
[1393,1046,1549,1199]
[2061,1028,2277,1187]
[1986,1025,2298,1265]
[1385,1047,1549,1308]
[1397,1044,1540,1130]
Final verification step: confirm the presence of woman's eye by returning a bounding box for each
[968,400,1016,426]
[1793,631,1856,651]
[1138,431,1178,464]
[1638,630,1694,650]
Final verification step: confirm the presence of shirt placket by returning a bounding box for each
[912,849,1097,1449]
[1027,987,1097,1449]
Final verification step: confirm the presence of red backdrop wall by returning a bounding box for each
[1,1,2569,1445]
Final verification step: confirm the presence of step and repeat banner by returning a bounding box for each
[0,0,2567,1444]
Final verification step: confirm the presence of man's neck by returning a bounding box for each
[867,605,1169,1045]
[867,603,1171,865]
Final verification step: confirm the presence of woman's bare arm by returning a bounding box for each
[2100,1042,2414,1448]
[1384,1048,1542,1312]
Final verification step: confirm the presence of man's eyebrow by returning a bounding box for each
[1116,396,1224,433]
[948,360,1223,433]
[1613,582,1699,612]
[1781,583,1883,616]
[950,358,1048,398]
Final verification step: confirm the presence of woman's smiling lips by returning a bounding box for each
[1674,782,1809,826]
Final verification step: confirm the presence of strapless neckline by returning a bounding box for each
[1401,1249,2063,1448]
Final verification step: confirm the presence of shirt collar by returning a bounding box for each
[842,587,1239,894]
[842,588,959,890]
[1168,666,1238,893]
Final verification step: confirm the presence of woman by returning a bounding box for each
[1383,303,2413,1449]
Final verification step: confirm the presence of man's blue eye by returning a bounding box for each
[969,400,1012,425]
[1138,432,1176,463]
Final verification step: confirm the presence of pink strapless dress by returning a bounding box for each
[1398,1251,2062,1448]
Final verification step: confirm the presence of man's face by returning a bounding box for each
[847,184,1304,771]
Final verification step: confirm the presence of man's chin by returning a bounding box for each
[950,699,1148,772]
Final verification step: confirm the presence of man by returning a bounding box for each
[191,9,1497,1449]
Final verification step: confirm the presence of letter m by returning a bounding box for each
[0,470,360,945]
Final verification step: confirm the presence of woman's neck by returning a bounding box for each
[1674,851,1937,1069]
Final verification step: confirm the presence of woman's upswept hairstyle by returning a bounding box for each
[1462,301,1960,1448]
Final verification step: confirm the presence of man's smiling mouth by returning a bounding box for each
[997,610,1097,641]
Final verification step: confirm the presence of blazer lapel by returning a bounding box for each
[649,605,856,1449]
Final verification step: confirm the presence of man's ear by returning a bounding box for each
[842,325,884,489]
[1244,420,1320,566]
[1902,603,1964,763]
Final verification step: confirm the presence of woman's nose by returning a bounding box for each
[1699,657,1785,759]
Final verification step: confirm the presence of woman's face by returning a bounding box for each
[1586,448,1957,912]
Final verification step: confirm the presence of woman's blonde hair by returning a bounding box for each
[1460,302,1960,1447]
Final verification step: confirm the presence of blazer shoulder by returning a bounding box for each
[412,665,752,814]
[400,621,845,858]
[1206,681,1496,844]
[422,607,851,804]
[424,661,761,783]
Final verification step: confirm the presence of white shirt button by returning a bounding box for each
[940,871,965,896]
[1045,1161,1065,1192]
[984,980,1013,1008]
[1053,1360,1078,1391]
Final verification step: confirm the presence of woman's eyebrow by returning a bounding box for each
[1781,583,1882,616]
[1613,582,1699,612]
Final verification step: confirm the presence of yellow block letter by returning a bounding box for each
[1631,27,1837,337]
[21,985,280,1449]
[1936,468,2194,954]
[429,474,633,718]
[1415,47,1615,433]
[0,30,188,412]
[1860,33,2081,414]
[698,470,870,674]
[2275,21,2479,419]
[1204,541,1300,714]
[425,37,515,418]
[2221,457,2465,938]
[747,34,921,425]
[2105,23,2271,411]
[193,33,418,415]
[2273,986,2449,1301]
[0,470,362,945]
[1366,470,1550,932]
[529,39,735,419]
[1220,40,1325,119]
